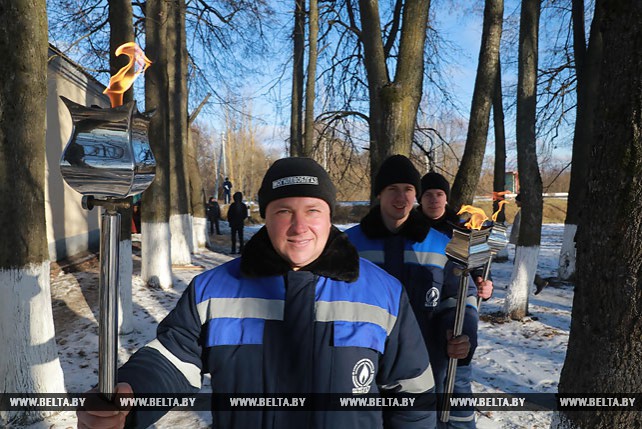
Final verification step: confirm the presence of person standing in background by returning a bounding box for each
[227,191,248,254]
[418,171,492,428]
[206,197,221,235]
[345,155,476,427]
[131,194,142,234]
[223,177,233,204]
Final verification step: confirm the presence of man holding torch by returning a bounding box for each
[345,156,489,428]
[77,157,436,429]
[418,172,493,428]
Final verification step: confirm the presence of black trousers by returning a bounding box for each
[231,226,244,252]
[209,218,220,235]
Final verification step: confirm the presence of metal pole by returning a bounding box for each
[216,134,224,198]
[98,208,120,401]
[476,258,493,308]
[221,133,227,178]
[441,271,469,423]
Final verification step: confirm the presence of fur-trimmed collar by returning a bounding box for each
[359,205,431,242]
[240,225,359,282]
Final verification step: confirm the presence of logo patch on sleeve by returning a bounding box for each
[425,287,440,308]
[352,358,375,394]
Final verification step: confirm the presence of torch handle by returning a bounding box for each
[440,273,469,423]
[476,258,493,309]
[98,209,121,402]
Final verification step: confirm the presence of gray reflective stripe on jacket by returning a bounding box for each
[196,297,285,324]
[381,365,435,394]
[315,300,397,335]
[144,339,202,388]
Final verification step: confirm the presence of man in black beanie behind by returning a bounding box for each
[417,171,493,428]
[345,155,471,422]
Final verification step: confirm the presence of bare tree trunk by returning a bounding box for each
[358,0,431,199]
[108,0,135,335]
[0,0,66,424]
[224,110,234,197]
[249,129,257,199]
[492,58,510,261]
[492,58,507,223]
[504,0,542,320]
[142,0,173,289]
[450,0,504,210]
[555,3,642,428]
[188,132,208,252]
[493,59,508,262]
[167,0,193,264]
[303,0,318,157]
[188,96,211,252]
[558,1,603,281]
[290,0,305,156]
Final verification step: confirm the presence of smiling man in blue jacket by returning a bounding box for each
[345,156,489,428]
[77,157,436,429]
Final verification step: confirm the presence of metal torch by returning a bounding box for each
[476,223,509,308]
[59,97,155,401]
[440,226,491,423]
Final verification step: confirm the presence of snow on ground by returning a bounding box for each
[473,224,570,429]
[23,223,571,429]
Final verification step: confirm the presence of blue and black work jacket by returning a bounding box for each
[418,207,484,365]
[345,208,453,345]
[420,206,485,307]
[118,226,436,428]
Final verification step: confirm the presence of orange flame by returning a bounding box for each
[492,190,511,201]
[491,200,509,222]
[457,205,489,230]
[104,42,152,107]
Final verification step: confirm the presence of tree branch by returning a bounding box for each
[383,0,403,58]
[189,93,212,124]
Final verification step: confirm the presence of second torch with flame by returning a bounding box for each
[440,201,509,423]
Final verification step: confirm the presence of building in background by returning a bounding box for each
[505,171,520,194]
[45,45,108,261]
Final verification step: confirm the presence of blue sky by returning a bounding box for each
[206,3,492,155]
[47,0,574,167]
[204,0,574,167]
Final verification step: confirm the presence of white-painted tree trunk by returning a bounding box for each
[118,239,133,335]
[187,213,195,254]
[0,263,66,425]
[141,222,173,289]
[558,223,577,281]
[170,213,192,265]
[504,245,540,319]
[192,215,209,252]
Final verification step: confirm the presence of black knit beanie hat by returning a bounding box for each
[258,157,336,218]
[420,172,450,201]
[373,155,421,196]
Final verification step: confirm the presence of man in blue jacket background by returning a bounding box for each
[77,157,436,429]
[418,171,493,428]
[346,156,492,428]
